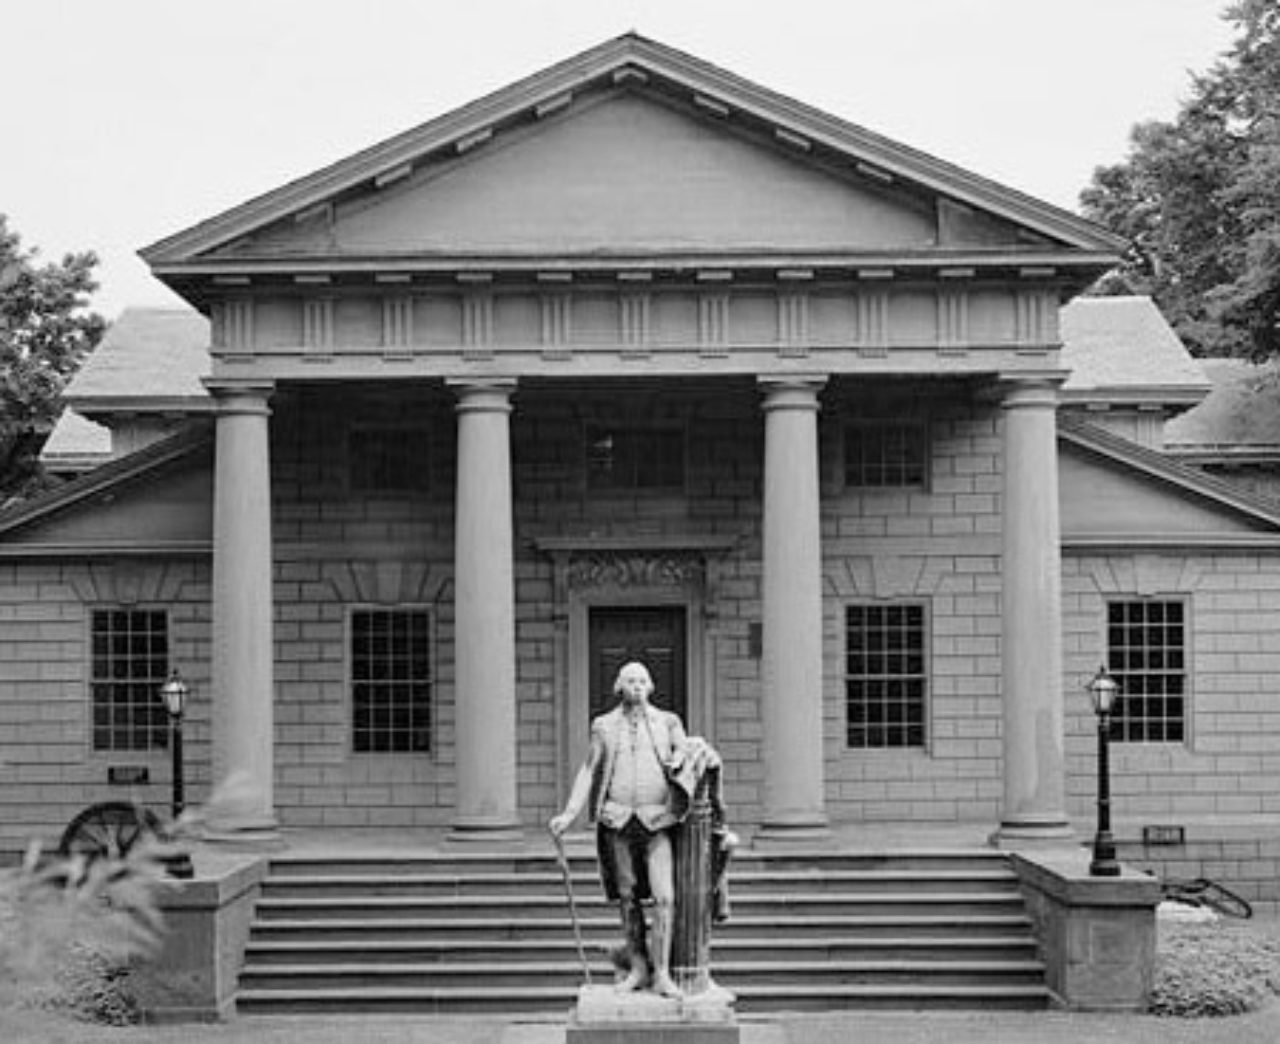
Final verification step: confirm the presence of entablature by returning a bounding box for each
[200,265,1073,382]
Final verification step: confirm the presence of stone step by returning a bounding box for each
[246,912,1036,943]
[237,849,1049,1016]
[238,957,1048,992]
[257,867,1020,899]
[235,981,1051,1015]
[252,891,1027,922]
[244,934,1040,965]
[263,849,1013,878]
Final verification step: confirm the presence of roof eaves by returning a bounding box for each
[148,248,1122,282]
[1166,445,1280,465]
[1060,387,1210,408]
[64,394,215,415]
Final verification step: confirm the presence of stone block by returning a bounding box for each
[1012,848,1159,1011]
[567,984,739,1044]
[567,1028,739,1044]
[131,851,267,1021]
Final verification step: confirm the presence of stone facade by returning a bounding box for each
[1064,551,1280,825]
[0,557,211,848]
[3,35,1279,914]
[0,379,1014,848]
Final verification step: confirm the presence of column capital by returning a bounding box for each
[758,374,827,411]
[447,377,517,414]
[998,373,1067,411]
[203,378,275,415]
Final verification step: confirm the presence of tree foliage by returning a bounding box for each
[0,214,105,501]
[1081,1,1280,359]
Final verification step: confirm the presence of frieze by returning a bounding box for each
[203,281,1068,381]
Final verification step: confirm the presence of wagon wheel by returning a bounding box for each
[58,801,164,863]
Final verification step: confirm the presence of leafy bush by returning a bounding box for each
[1151,920,1280,1017]
[0,838,169,1025]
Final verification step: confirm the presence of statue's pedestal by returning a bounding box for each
[566,984,739,1044]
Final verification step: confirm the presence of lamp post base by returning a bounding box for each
[1089,832,1121,877]
[162,850,195,880]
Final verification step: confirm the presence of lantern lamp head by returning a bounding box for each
[1088,665,1118,717]
[160,669,189,719]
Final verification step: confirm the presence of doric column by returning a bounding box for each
[997,378,1071,842]
[448,379,522,840]
[206,380,278,839]
[757,376,830,842]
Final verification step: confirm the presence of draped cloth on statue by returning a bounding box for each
[670,738,735,997]
[594,736,733,916]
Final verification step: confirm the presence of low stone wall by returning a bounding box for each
[1011,848,1160,1012]
[132,850,267,1022]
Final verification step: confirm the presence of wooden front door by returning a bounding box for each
[588,606,688,724]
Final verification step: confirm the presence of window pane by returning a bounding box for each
[585,424,685,491]
[845,603,927,749]
[351,609,432,754]
[1106,599,1186,745]
[846,423,927,487]
[90,610,169,751]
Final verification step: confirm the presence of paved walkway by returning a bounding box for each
[6,1007,1280,1044]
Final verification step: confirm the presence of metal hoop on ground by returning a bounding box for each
[1161,876,1253,919]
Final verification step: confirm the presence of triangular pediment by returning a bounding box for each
[143,34,1122,273]
[1059,422,1280,546]
[217,93,956,259]
[0,433,212,553]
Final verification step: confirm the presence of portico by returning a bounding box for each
[143,32,1120,842]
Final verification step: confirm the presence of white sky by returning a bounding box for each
[2,0,1237,318]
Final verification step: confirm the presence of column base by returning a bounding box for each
[990,816,1076,850]
[446,818,525,846]
[200,820,285,851]
[751,815,833,849]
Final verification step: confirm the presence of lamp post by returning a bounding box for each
[1088,665,1121,877]
[159,668,194,879]
[160,669,188,819]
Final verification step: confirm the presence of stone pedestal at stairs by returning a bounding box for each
[567,984,739,1044]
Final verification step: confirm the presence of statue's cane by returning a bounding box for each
[550,829,593,985]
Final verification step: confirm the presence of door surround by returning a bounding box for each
[534,535,736,803]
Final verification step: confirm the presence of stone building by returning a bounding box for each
[1,34,1277,907]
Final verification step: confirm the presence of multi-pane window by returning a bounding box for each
[1106,600,1186,742]
[845,603,927,749]
[586,425,685,491]
[845,421,928,488]
[349,427,430,493]
[90,609,169,751]
[351,609,432,753]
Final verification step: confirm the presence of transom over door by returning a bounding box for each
[588,606,688,724]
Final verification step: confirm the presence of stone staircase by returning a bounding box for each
[235,847,1050,1015]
